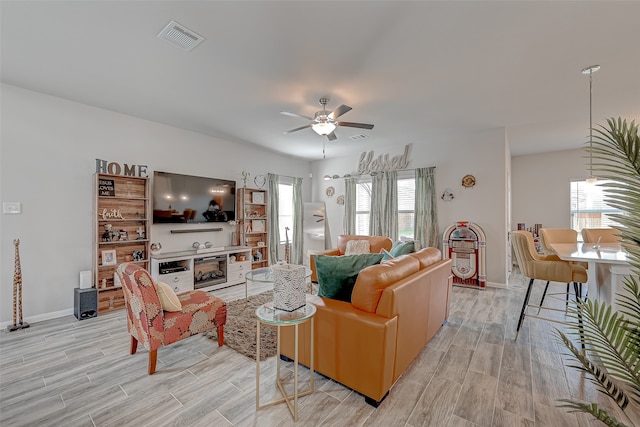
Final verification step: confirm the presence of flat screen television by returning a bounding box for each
[153,171,236,224]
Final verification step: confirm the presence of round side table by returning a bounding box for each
[255,302,316,421]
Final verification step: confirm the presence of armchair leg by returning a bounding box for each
[130,336,138,355]
[538,281,550,313]
[516,278,534,340]
[148,349,157,375]
[565,283,570,309]
[217,325,224,347]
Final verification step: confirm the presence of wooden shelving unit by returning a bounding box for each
[237,187,269,269]
[94,173,150,313]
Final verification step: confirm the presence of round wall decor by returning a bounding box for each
[326,186,335,197]
[337,195,344,205]
[461,174,476,188]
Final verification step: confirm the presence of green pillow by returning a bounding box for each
[315,253,384,302]
[382,240,415,260]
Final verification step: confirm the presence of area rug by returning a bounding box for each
[207,291,277,361]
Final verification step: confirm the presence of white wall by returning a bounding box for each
[0,84,311,324]
[512,148,588,229]
[311,129,510,285]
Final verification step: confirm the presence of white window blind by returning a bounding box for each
[398,177,415,238]
[570,179,624,233]
[278,182,293,243]
[354,176,416,237]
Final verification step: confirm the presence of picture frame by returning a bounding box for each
[252,219,265,232]
[252,192,265,204]
[101,249,117,266]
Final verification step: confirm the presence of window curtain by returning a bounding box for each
[291,177,303,265]
[343,177,357,234]
[370,171,398,241]
[414,167,438,248]
[267,173,280,264]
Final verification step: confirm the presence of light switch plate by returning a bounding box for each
[3,202,22,214]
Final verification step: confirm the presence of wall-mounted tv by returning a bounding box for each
[153,171,236,224]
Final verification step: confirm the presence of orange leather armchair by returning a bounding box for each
[309,234,393,282]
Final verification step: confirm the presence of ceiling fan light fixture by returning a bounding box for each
[312,121,336,136]
[323,175,331,181]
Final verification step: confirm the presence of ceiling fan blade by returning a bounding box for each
[329,104,352,120]
[327,131,337,141]
[283,124,312,134]
[281,111,314,121]
[338,121,374,130]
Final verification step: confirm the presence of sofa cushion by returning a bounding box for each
[337,235,393,255]
[345,239,371,255]
[408,247,442,269]
[315,253,384,302]
[352,256,421,313]
[382,240,415,260]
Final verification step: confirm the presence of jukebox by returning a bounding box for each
[442,221,487,289]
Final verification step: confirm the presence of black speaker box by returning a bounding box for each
[74,288,98,320]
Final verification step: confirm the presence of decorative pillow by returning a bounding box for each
[345,239,371,255]
[400,236,421,251]
[315,253,384,302]
[381,249,395,261]
[390,240,415,257]
[155,281,182,312]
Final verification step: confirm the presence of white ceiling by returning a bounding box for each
[2,1,639,161]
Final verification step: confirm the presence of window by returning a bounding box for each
[570,179,624,234]
[355,181,371,235]
[397,177,415,238]
[354,175,416,237]
[278,182,293,243]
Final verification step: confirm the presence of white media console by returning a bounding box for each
[150,246,252,293]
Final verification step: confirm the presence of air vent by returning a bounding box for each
[157,21,204,52]
[350,134,369,141]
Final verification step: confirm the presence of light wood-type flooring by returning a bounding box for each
[1,276,638,426]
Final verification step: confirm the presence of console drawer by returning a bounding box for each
[157,271,193,293]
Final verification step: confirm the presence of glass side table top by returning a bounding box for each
[255,302,316,325]
[246,266,312,283]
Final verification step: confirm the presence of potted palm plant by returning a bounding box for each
[557,118,640,426]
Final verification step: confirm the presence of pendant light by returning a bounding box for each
[582,64,600,184]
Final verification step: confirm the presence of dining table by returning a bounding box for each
[549,242,635,312]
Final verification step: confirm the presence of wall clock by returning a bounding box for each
[461,175,476,188]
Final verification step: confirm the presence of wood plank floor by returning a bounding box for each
[1,277,637,426]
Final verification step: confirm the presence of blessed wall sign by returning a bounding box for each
[357,144,412,175]
[95,159,148,177]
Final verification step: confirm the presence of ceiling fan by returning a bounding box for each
[281,97,374,141]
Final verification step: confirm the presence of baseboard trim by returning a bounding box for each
[1,308,74,329]
[487,281,508,289]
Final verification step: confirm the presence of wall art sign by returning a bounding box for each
[95,158,148,177]
[357,144,412,175]
[98,178,115,197]
[100,208,125,220]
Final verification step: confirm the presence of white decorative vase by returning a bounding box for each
[272,264,306,312]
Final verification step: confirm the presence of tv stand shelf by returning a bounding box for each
[151,246,252,293]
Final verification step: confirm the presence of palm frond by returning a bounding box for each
[557,117,640,426]
[557,400,630,427]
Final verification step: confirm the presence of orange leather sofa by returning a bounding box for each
[309,234,393,282]
[281,247,453,406]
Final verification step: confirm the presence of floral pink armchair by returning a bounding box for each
[116,263,227,374]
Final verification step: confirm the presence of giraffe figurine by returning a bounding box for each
[284,226,291,264]
[8,239,30,332]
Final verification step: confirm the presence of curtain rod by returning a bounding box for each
[323,166,436,180]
